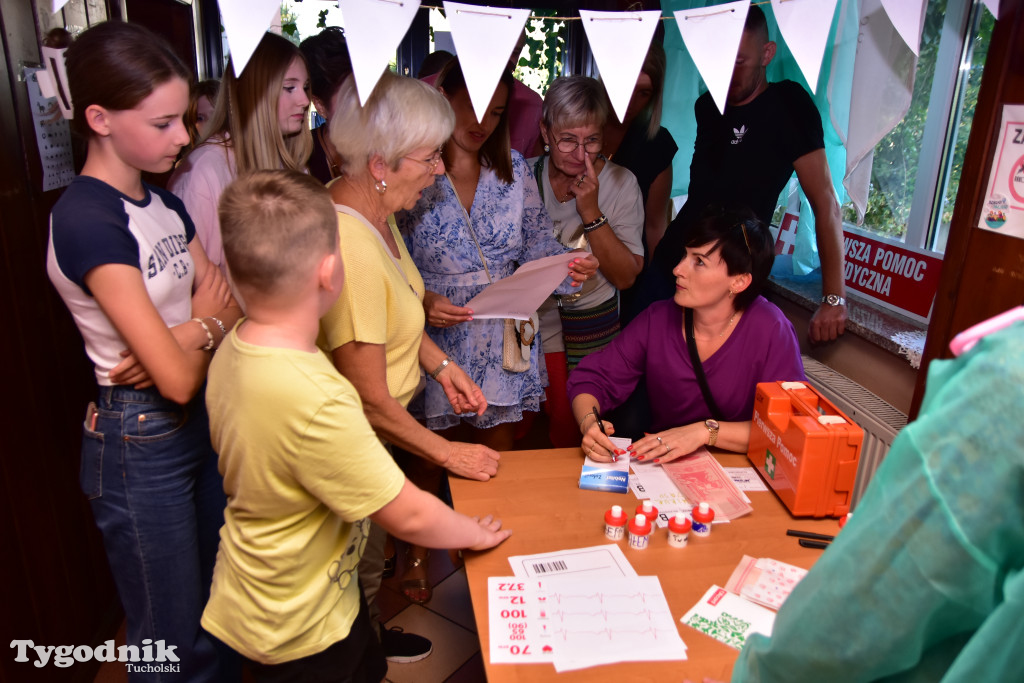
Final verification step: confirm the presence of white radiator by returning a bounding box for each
[800,356,908,509]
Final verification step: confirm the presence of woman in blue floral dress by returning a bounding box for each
[399,61,597,450]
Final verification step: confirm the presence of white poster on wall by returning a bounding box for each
[25,67,74,192]
[978,104,1024,240]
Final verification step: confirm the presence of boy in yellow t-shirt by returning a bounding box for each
[204,170,511,680]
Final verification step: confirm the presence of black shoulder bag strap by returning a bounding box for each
[684,307,723,419]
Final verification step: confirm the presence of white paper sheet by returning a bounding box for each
[445,1,530,124]
[489,575,687,669]
[770,0,839,94]
[219,0,281,77]
[579,10,660,124]
[880,0,927,56]
[508,543,637,579]
[464,252,577,320]
[340,0,422,105]
[725,466,769,492]
[673,0,750,115]
[629,459,692,528]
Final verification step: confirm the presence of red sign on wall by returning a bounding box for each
[843,227,944,321]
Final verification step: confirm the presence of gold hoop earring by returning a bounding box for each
[374,178,387,195]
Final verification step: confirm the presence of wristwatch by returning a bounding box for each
[704,419,720,447]
[821,294,846,306]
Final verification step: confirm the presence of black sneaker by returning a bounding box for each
[379,624,433,664]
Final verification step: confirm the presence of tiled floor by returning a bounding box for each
[379,545,485,683]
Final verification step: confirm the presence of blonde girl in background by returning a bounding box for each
[170,32,311,271]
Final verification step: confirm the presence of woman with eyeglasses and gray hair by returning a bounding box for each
[531,75,646,446]
[569,206,805,463]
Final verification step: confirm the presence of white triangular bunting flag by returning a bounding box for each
[218,0,281,76]
[50,0,70,13]
[981,0,1000,18]
[674,0,750,115]
[340,0,422,105]
[580,9,660,123]
[879,0,927,56]
[445,1,530,123]
[771,0,838,94]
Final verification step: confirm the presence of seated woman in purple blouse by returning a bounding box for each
[569,206,805,463]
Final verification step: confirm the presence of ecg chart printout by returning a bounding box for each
[507,543,637,579]
[488,576,688,670]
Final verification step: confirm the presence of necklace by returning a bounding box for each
[718,311,739,337]
[691,311,739,340]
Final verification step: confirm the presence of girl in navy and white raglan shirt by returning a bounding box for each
[47,22,241,682]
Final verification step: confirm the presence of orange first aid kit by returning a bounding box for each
[747,381,863,518]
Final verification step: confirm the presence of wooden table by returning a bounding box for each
[449,447,840,682]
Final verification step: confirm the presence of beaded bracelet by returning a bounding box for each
[582,214,608,233]
[430,357,453,380]
[192,317,215,351]
[208,316,228,337]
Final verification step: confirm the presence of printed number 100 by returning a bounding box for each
[501,609,527,618]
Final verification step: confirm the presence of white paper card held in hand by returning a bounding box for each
[464,252,578,320]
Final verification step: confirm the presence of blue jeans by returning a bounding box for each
[82,385,227,682]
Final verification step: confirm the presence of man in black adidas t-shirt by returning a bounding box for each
[648,5,847,343]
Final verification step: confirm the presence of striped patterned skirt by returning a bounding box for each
[561,294,620,370]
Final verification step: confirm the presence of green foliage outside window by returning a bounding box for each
[842,1,993,246]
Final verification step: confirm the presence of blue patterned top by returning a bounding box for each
[398,152,574,430]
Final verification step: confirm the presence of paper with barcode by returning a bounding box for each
[507,543,637,579]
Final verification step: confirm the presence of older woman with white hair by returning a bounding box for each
[319,72,498,621]
[531,75,645,446]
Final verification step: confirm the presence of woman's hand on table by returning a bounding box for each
[442,441,501,481]
[567,252,599,287]
[629,423,708,464]
[468,514,512,550]
[437,362,488,415]
[424,290,473,328]
[580,415,626,463]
